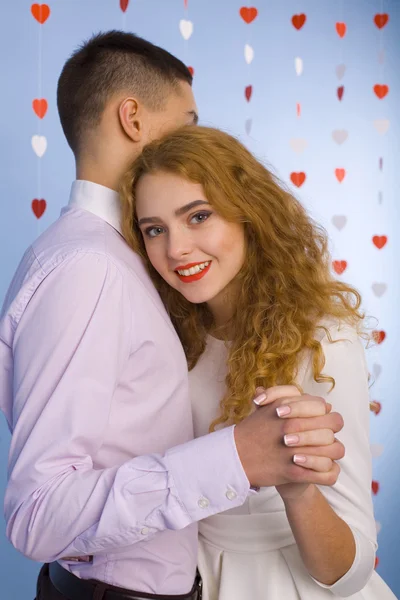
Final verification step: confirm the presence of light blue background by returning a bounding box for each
[0,1,399,598]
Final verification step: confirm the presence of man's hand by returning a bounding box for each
[233,385,344,489]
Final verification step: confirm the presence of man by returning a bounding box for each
[0,31,344,600]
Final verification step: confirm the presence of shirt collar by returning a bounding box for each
[68,180,123,235]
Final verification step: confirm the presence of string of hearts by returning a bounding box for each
[290,10,305,214]
[376,12,388,212]
[31,4,50,220]
[239,7,258,135]
[179,1,194,77]
[367,18,390,544]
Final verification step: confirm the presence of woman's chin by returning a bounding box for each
[176,285,215,305]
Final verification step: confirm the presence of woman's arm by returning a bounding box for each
[283,483,356,585]
[283,321,377,596]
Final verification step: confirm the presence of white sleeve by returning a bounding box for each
[300,322,376,597]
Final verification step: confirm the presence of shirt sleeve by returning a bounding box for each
[4,251,250,562]
[300,322,377,597]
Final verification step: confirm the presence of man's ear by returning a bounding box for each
[119,97,143,142]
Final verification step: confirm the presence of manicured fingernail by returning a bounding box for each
[276,405,291,417]
[293,455,307,464]
[284,434,300,446]
[253,393,267,405]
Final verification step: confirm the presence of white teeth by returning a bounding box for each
[177,261,210,277]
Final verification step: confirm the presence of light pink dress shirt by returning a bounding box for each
[0,180,250,594]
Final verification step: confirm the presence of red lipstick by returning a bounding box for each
[175,261,212,283]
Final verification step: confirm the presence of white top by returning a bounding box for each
[189,320,397,599]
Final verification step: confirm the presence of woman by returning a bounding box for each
[120,126,396,599]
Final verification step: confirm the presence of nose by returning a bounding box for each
[166,225,194,261]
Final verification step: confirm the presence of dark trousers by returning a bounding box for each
[35,563,202,600]
[35,564,68,599]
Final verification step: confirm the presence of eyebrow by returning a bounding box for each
[138,200,209,226]
[187,110,199,125]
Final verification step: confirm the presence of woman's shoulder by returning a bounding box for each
[314,317,361,345]
[295,317,366,386]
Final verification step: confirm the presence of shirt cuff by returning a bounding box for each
[164,425,251,521]
[311,526,376,597]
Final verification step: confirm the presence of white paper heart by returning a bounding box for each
[372,363,382,380]
[331,215,347,231]
[179,19,193,40]
[378,191,383,204]
[31,135,47,157]
[332,129,348,145]
[371,444,384,458]
[289,138,307,153]
[335,64,346,79]
[372,283,387,297]
[374,119,390,135]
[244,44,254,64]
[294,57,303,76]
[245,119,252,135]
[375,521,382,534]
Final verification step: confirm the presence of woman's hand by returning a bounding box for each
[253,385,343,500]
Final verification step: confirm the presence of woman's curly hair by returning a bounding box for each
[120,126,365,431]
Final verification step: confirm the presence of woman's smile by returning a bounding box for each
[175,261,212,283]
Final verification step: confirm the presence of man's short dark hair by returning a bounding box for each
[57,30,193,155]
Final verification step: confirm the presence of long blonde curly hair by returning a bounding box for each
[120,126,364,431]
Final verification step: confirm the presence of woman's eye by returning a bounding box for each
[190,211,211,224]
[145,226,164,238]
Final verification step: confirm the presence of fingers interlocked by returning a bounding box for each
[253,385,345,479]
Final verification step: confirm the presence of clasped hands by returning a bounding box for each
[234,385,344,500]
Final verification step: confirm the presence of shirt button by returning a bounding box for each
[140,527,149,535]
[198,497,210,509]
[226,490,237,501]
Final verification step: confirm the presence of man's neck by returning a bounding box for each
[75,165,120,192]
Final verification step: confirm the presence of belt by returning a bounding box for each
[49,561,202,600]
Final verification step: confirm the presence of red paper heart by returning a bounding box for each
[32,198,47,219]
[372,235,387,249]
[290,172,306,187]
[239,7,258,24]
[245,85,253,102]
[374,84,389,99]
[332,260,347,275]
[374,14,389,29]
[375,557,379,569]
[120,0,129,12]
[336,22,346,37]
[369,401,382,415]
[33,98,48,119]
[292,13,306,30]
[337,86,344,101]
[372,330,386,344]
[187,66,194,77]
[335,168,346,182]
[371,481,379,495]
[31,3,50,24]
[296,103,301,117]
